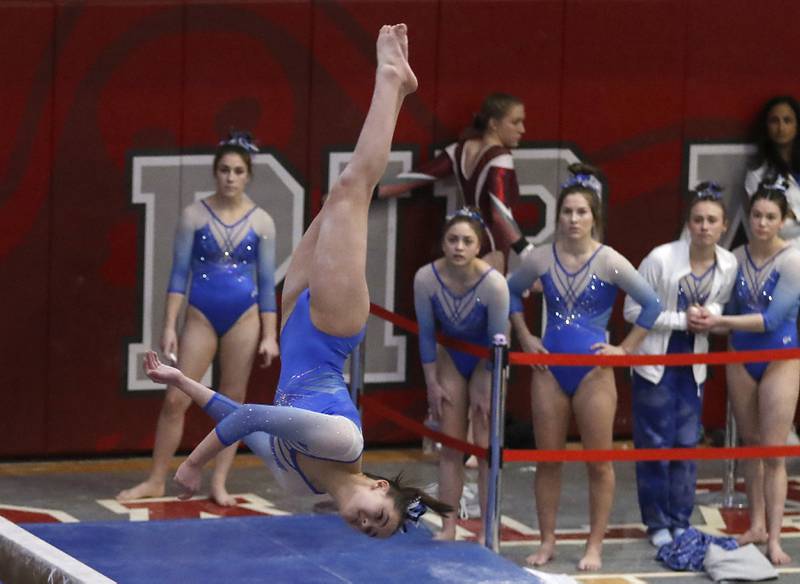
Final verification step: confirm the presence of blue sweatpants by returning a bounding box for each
[632,368,703,534]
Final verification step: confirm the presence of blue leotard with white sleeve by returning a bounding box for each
[167,199,276,337]
[508,243,661,395]
[197,289,366,495]
[727,244,800,381]
[414,262,510,379]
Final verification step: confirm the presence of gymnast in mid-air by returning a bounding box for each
[142,24,452,537]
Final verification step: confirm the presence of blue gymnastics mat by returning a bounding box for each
[25,515,542,583]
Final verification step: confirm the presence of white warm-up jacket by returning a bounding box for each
[623,238,738,385]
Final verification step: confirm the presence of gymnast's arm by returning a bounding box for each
[623,248,685,332]
[709,250,800,333]
[606,248,662,354]
[162,207,196,359]
[255,210,279,367]
[506,251,547,357]
[413,266,446,420]
[377,149,454,199]
[484,271,511,340]
[484,157,531,256]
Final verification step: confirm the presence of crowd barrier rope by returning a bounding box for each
[355,302,800,550]
[370,302,800,367]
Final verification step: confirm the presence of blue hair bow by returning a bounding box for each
[446,207,486,228]
[561,173,603,198]
[694,181,723,200]
[400,496,428,533]
[763,175,790,194]
[219,131,260,153]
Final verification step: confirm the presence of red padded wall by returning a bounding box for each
[2,0,800,456]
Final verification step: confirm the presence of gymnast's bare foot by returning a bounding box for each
[578,543,603,571]
[116,479,165,502]
[376,24,417,96]
[525,537,556,566]
[210,483,237,507]
[737,527,768,545]
[768,540,791,565]
[173,460,202,500]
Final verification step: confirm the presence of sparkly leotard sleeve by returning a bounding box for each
[166,200,277,337]
[381,141,529,257]
[727,244,800,381]
[414,262,509,379]
[508,244,660,395]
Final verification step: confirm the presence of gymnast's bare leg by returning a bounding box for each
[167,25,418,495]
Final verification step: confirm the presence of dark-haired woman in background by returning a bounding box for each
[117,133,279,505]
[699,180,800,565]
[379,92,530,273]
[623,183,737,548]
[508,164,661,571]
[745,96,800,244]
[414,207,509,543]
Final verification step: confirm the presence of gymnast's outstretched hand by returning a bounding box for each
[143,351,184,386]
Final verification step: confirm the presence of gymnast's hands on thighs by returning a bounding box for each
[519,332,549,371]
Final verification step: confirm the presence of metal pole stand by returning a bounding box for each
[484,334,509,552]
[696,397,748,509]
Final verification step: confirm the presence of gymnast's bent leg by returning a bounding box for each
[143,352,362,488]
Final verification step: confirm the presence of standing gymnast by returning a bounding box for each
[413,208,510,542]
[623,183,737,548]
[118,132,279,506]
[507,164,662,571]
[378,93,530,273]
[698,180,800,564]
[141,24,452,537]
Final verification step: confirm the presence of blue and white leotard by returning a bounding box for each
[167,199,277,337]
[200,289,366,494]
[727,244,800,381]
[414,261,510,379]
[508,243,661,395]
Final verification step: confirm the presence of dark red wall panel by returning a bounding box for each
[0,2,55,456]
[2,0,800,456]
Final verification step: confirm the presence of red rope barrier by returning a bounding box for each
[361,394,800,463]
[504,444,800,463]
[509,347,800,367]
[365,303,800,463]
[361,395,488,459]
[369,302,800,367]
[369,303,487,358]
